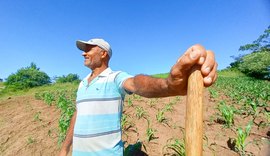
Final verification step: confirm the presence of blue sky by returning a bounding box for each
[0,0,269,80]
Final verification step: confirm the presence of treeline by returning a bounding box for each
[2,62,80,92]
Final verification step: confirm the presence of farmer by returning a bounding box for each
[59,38,217,156]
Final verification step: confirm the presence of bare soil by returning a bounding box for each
[0,91,269,156]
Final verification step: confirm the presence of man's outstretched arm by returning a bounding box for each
[123,44,218,98]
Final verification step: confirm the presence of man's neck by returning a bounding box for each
[88,66,108,83]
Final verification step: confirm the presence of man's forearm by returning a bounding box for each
[132,74,182,98]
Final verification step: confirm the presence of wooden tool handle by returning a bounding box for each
[185,65,204,156]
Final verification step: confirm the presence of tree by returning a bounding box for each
[238,50,270,79]
[231,25,270,79]
[239,25,270,52]
[5,62,51,90]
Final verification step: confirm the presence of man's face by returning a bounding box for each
[82,45,104,69]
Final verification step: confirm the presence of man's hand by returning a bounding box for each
[167,44,218,95]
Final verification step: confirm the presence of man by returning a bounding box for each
[59,38,218,156]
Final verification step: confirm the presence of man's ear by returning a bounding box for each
[101,50,108,58]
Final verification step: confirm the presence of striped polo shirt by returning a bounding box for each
[73,68,133,156]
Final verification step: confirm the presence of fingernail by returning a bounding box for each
[205,77,212,83]
[190,50,198,59]
[205,67,210,73]
[199,57,205,64]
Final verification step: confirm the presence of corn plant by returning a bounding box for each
[208,88,219,99]
[35,89,77,144]
[148,99,157,108]
[232,122,253,155]
[156,109,167,124]
[127,97,133,107]
[135,106,147,119]
[244,98,259,115]
[163,138,186,156]
[121,114,133,131]
[133,94,142,100]
[27,136,36,144]
[164,103,174,112]
[217,101,235,128]
[146,120,157,142]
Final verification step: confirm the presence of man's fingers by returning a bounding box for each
[201,50,215,76]
[203,60,218,87]
[200,50,218,86]
[176,44,207,70]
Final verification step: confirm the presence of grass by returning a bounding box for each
[0,82,78,100]
[217,68,246,77]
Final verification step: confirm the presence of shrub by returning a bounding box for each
[4,63,51,90]
[55,73,80,83]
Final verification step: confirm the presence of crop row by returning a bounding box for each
[35,89,76,144]
[208,76,269,155]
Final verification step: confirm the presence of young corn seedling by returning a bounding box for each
[217,101,235,128]
[127,97,133,107]
[146,119,157,142]
[231,121,253,155]
[133,94,142,100]
[163,138,186,156]
[208,88,219,99]
[135,106,147,119]
[27,136,36,144]
[164,103,174,112]
[148,99,157,108]
[156,109,168,125]
[121,114,133,131]
[245,98,258,115]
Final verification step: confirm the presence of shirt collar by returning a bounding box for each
[98,67,113,77]
[84,68,112,81]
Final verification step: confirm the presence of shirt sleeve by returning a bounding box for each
[114,71,134,95]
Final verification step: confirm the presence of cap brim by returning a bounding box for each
[76,40,97,51]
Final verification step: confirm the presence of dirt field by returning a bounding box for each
[0,91,269,156]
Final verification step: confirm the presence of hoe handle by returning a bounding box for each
[185,65,204,156]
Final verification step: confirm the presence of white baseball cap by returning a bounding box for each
[76,38,112,58]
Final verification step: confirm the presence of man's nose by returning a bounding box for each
[82,52,87,56]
